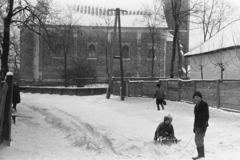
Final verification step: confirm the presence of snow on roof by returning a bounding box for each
[46,0,168,28]
[185,20,240,57]
[72,13,167,28]
[69,9,168,28]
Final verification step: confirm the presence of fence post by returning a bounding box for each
[140,81,143,97]
[216,80,220,109]
[178,80,181,101]
[2,72,13,146]
[166,80,169,99]
[126,79,129,97]
[193,80,196,93]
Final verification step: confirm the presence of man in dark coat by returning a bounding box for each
[12,82,21,111]
[154,114,175,141]
[192,91,209,160]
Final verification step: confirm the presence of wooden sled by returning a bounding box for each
[158,136,180,144]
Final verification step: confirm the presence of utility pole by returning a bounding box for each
[106,8,126,100]
[106,9,117,99]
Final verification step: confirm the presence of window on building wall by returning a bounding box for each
[148,48,155,59]
[147,43,157,60]
[53,43,63,59]
[88,43,97,59]
[122,44,130,59]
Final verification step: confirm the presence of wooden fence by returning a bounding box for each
[21,87,107,96]
[113,79,240,111]
[0,74,13,145]
[0,82,8,144]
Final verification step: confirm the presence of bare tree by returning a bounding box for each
[43,7,92,87]
[164,0,201,78]
[208,36,234,79]
[193,0,237,42]
[227,24,240,70]
[0,0,52,79]
[91,11,114,78]
[8,29,20,73]
[190,44,208,79]
[141,0,165,78]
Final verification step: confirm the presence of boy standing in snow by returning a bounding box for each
[153,114,176,142]
[192,91,209,160]
[153,83,165,110]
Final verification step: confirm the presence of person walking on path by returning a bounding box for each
[153,83,165,111]
[12,82,21,111]
[192,91,209,160]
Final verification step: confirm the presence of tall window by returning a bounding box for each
[53,43,63,59]
[147,43,156,60]
[122,43,130,59]
[122,45,130,59]
[88,42,97,58]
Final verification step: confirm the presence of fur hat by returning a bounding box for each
[193,91,202,99]
[164,114,173,123]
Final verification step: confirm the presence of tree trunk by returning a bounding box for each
[1,0,14,78]
[221,68,223,80]
[170,23,179,78]
[64,53,67,87]
[151,45,155,78]
[177,37,182,78]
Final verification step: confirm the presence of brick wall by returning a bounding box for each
[20,26,188,85]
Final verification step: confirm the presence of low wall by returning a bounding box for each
[112,79,240,112]
[21,87,107,96]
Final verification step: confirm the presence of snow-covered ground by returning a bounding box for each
[0,93,240,160]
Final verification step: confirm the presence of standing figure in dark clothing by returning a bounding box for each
[153,83,165,110]
[12,82,21,111]
[192,91,209,160]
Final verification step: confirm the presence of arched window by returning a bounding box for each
[122,45,130,59]
[88,43,97,58]
[89,45,95,57]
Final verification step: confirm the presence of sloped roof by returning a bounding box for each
[67,7,168,28]
[185,20,240,57]
[46,0,168,28]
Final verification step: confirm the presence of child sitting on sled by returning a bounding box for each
[154,114,178,143]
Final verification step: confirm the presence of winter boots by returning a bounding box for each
[192,146,205,159]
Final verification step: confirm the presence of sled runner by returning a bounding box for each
[157,136,181,144]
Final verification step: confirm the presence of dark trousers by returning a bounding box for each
[12,103,17,110]
[156,99,164,110]
[195,128,207,147]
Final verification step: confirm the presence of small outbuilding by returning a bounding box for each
[185,20,240,79]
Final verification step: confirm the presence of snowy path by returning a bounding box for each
[0,93,240,160]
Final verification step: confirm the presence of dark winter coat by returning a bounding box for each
[12,84,21,104]
[153,88,165,99]
[155,115,174,138]
[194,100,209,129]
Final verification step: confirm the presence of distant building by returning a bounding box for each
[185,20,240,79]
[20,0,190,86]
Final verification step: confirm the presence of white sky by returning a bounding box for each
[53,0,150,11]
[51,0,240,49]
